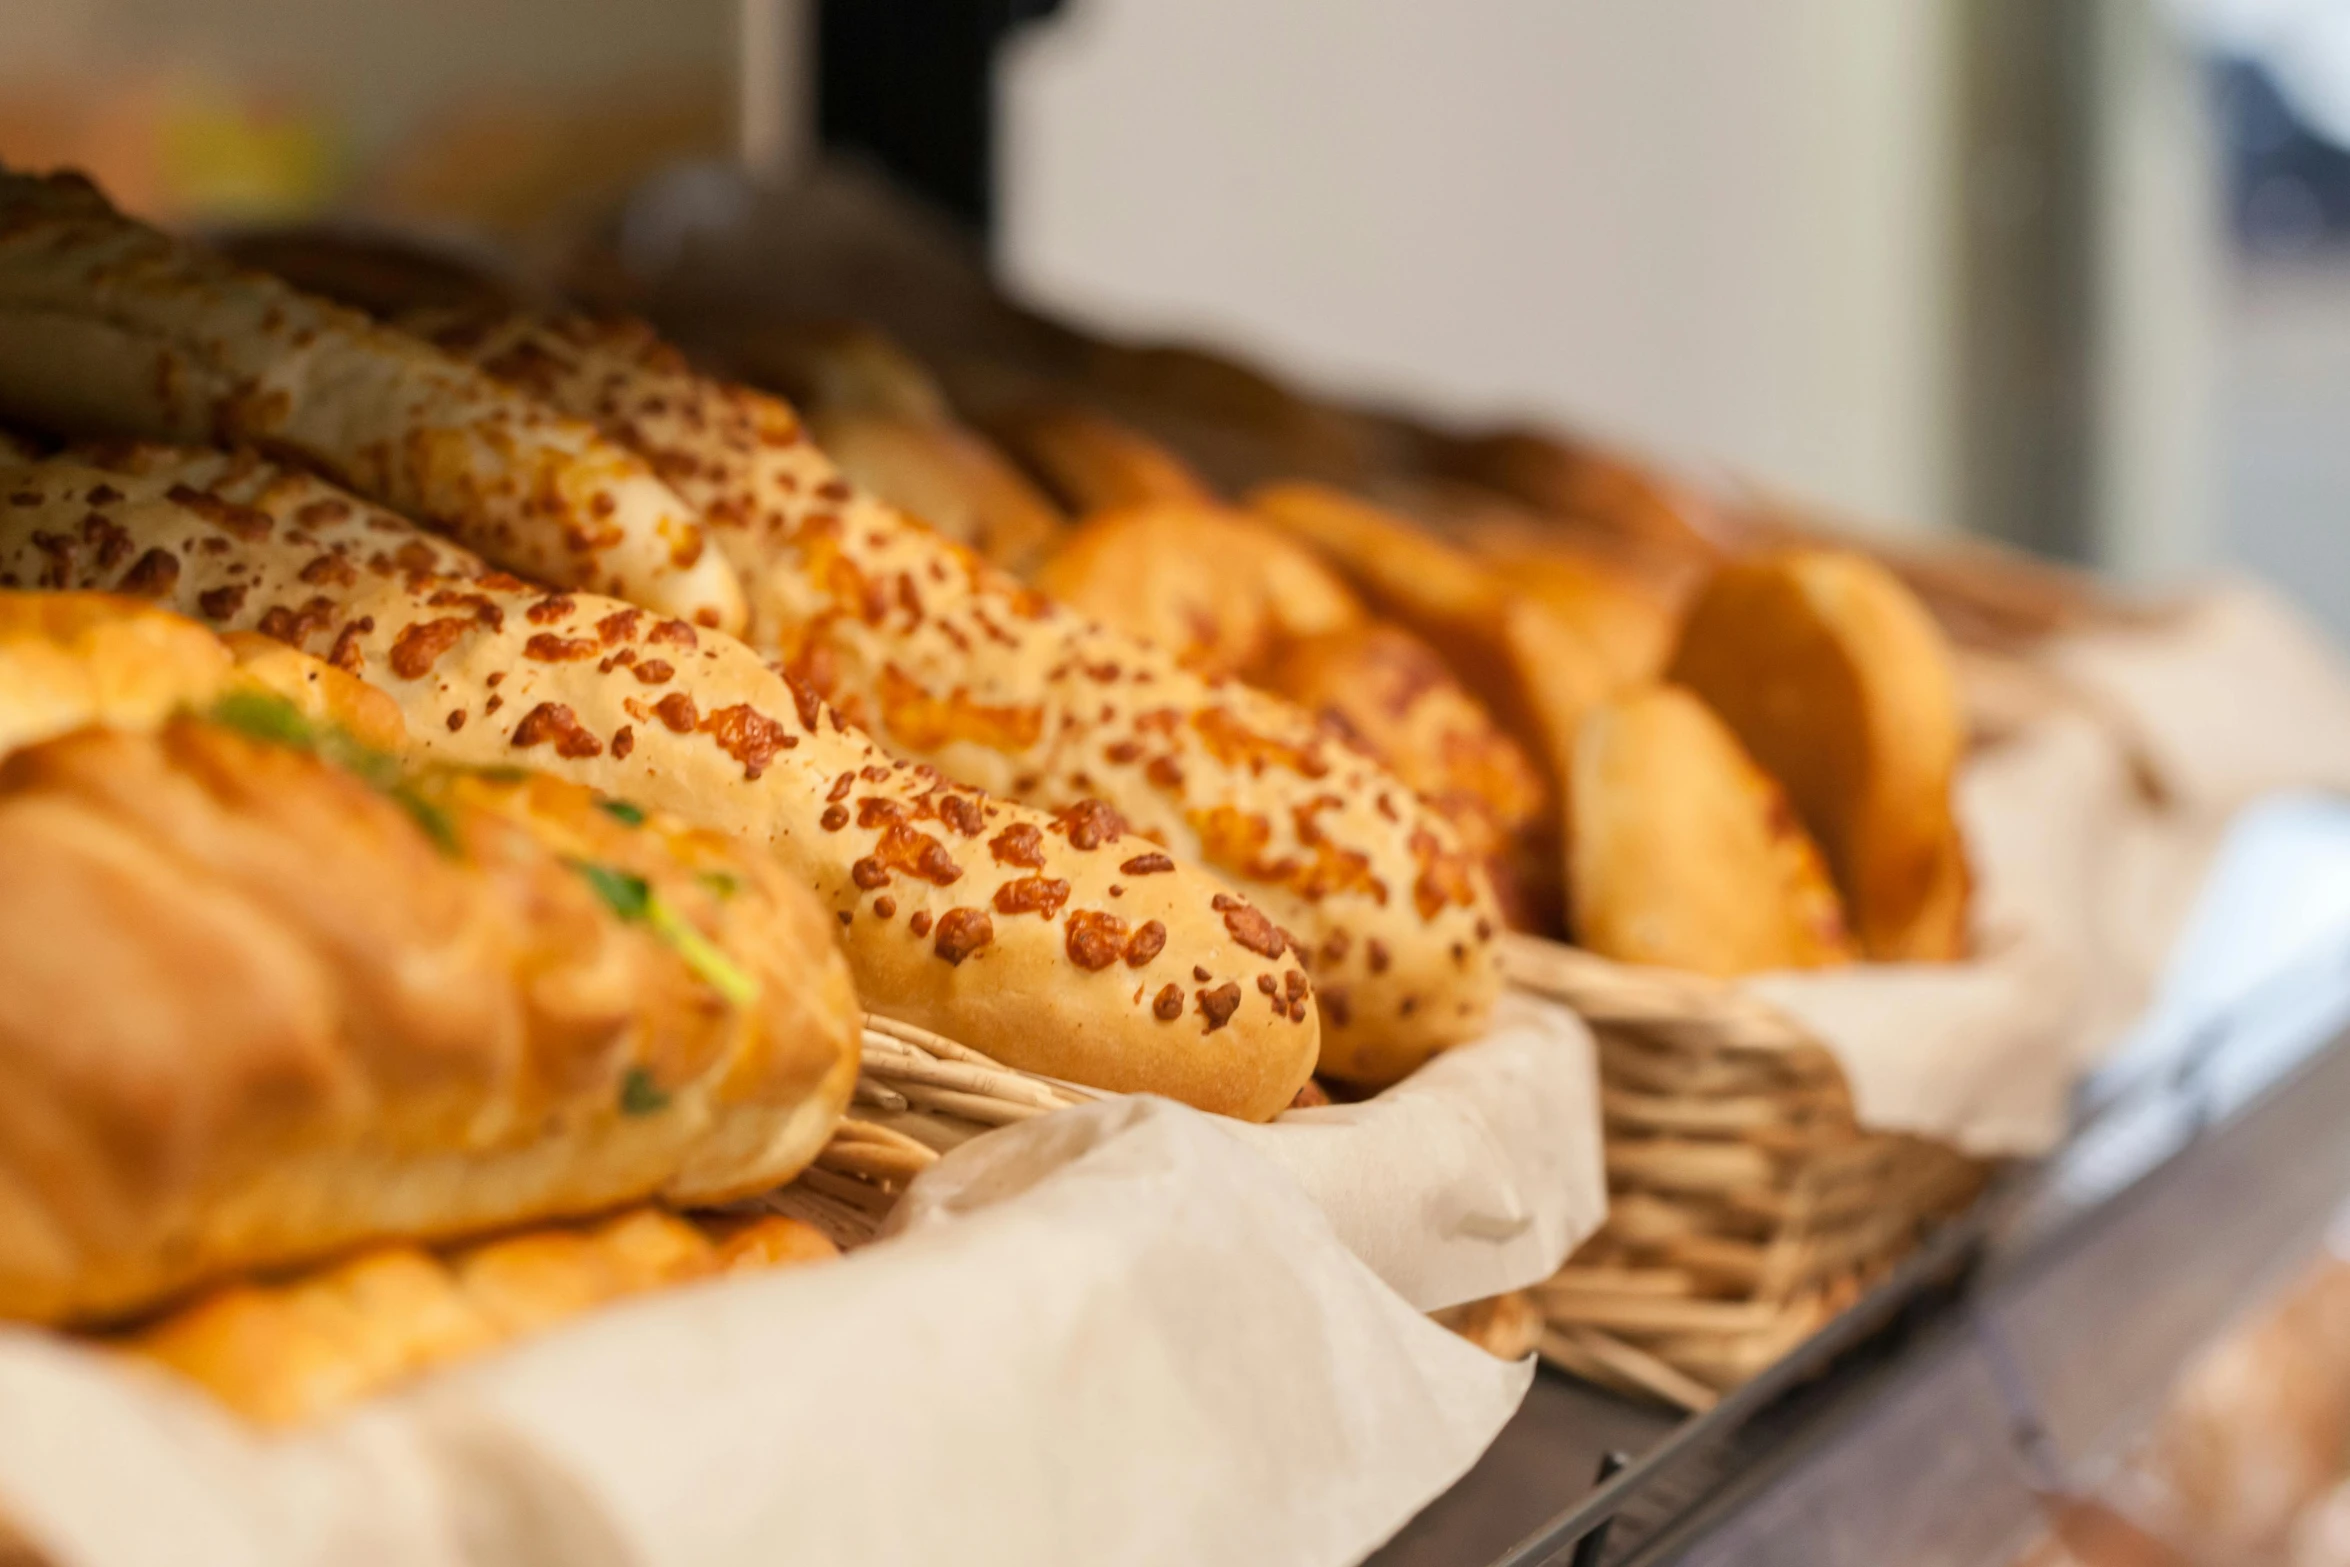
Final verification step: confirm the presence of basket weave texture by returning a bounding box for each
[1500,935,1987,1410]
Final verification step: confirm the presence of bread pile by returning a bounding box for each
[0,170,1516,1424]
[699,320,1978,983]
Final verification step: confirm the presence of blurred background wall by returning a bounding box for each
[4,0,2349,632]
[1002,0,1967,543]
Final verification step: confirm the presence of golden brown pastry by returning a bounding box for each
[1258,623,1552,929]
[1567,685,1855,977]
[1030,501,1364,680]
[806,407,1065,575]
[0,171,744,631]
[990,405,1220,514]
[117,1208,835,1427]
[0,450,1320,1117]
[388,313,1496,1089]
[1458,538,1678,694]
[0,614,858,1325]
[1669,549,1969,963]
[1248,480,1615,792]
[0,590,236,759]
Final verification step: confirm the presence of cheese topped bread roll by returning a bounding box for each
[0,450,1319,1119]
[0,172,743,631]
[0,598,858,1325]
[395,312,1496,1087]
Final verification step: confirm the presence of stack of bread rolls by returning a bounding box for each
[722,327,1974,982]
[0,169,1525,1424]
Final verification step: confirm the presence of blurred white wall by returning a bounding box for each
[1001,0,1964,536]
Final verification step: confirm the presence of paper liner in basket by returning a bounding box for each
[798,994,1604,1317]
[1501,579,2350,1410]
[0,1099,1534,1567]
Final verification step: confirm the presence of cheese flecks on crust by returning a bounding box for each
[402,311,1500,1085]
[0,172,743,631]
[0,448,1316,1121]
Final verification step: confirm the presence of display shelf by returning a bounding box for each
[1376,917,2350,1567]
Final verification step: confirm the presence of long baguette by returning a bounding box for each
[0,172,744,631]
[0,601,858,1324]
[402,312,1499,1085]
[0,449,1318,1120]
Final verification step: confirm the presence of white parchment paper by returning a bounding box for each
[0,1011,1601,1567]
[1750,579,2350,1156]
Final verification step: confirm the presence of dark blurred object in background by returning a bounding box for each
[2217,58,2350,255]
[817,0,1064,236]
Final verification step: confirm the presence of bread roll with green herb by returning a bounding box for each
[0,171,743,631]
[0,601,858,1326]
[0,450,1319,1119]
[393,312,1494,1088]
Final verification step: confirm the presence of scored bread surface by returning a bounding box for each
[0,675,857,1325]
[0,448,1318,1119]
[398,313,1496,1086]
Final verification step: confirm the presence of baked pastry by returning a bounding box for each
[1248,480,1614,790]
[0,449,1320,1117]
[387,312,1497,1088]
[116,1207,834,1427]
[0,171,744,631]
[0,604,859,1324]
[1669,549,1969,963]
[731,319,955,427]
[1455,532,1678,693]
[1030,501,1364,680]
[1258,623,1551,929]
[989,405,1219,513]
[1567,684,1855,977]
[806,407,1064,574]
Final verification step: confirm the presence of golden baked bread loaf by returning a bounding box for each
[390,312,1495,1088]
[1248,481,1615,791]
[990,405,1219,514]
[116,1207,835,1427]
[1258,623,1552,930]
[1031,501,1364,681]
[0,676,858,1325]
[0,171,743,631]
[0,590,236,758]
[807,407,1064,575]
[0,592,409,763]
[0,449,1320,1117]
[1669,548,1969,963]
[1568,685,1855,977]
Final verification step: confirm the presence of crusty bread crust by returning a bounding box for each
[0,172,743,631]
[398,314,1495,1086]
[1669,549,1969,963]
[0,691,858,1325]
[0,450,1320,1118]
[808,408,1065,575]
[1568,685,1855,977]
[0,591,236,760]
[115,1208,836,1426]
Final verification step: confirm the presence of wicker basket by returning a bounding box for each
[752,1016,1104,1252]
[1500,934,1988,1411]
